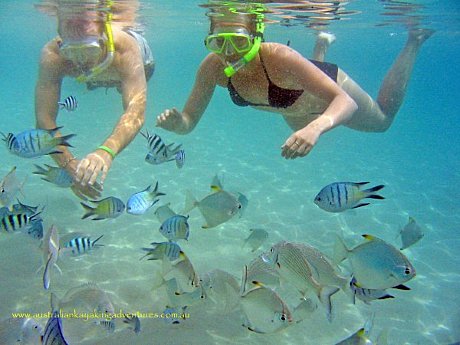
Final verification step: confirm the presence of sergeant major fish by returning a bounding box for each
[2,127,75,158]
[81,196,125,220]
[142,130,183,166]
[314,182,384,212]
[159,215,190,241]
[334,234,416,289]
[33,164,73,188]
[140,241,182,261]
[61,233,104,255]
[58,95,77,111]
[126,181,165,215]
[41,311,69,345]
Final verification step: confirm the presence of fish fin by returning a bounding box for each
[332,235,349,264]
[92,234,104,246]
[363,184,384,193]
[352,203,370,209]
[240,265,249,296]
[353,182,370,186]
[32,164,47,175]
[365,194,385,200]
[392,284,411,290]
[43,255,52,289]
[377,294,394,300]
[183,190,197,214]
[318,286,339,322]
[56,133,76,147]
[80,202,95,219]
[48,150,63,155]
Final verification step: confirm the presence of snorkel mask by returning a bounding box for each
[58,1,115,82]
[205,5,265,78]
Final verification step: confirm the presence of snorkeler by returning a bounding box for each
[35,0,154,199]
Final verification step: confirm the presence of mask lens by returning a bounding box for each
[206,36,226,53]
[206,33,252,54]
[59,39,102,64]
[230,35,252,53]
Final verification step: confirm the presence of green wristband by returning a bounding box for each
[98,145,116,159]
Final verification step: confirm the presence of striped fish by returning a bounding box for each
[58,95,78,111]
[175,149,185,169]
[42,311,69,345]
[0,212,41,233]
[126,181,165,215]
[350,276,410,305]
[141,130,183,165]
[159,215,190,241]
[33,164,74,188]
[81,196,125,220]
[314,182,384,213]
[2,127,75,158]
[140,241,182,261]
[63,235,104,255]
[99,319,115,333]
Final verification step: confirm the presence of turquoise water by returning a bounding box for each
[0,0,459,344]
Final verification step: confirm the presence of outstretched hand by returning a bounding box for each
[75,150,113,187]
[281,125,321,159]
[65,158,103,200]
[156,107,185,132]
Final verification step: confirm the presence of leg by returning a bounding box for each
[376,29,434,125]
[343,29,433,132]
[312,32,336,62]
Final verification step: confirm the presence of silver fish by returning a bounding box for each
[42,311,69,345]
[154,203,177,223]
[244,255,280,292]
[0,317,43,345]
[33,164,73,188]
[262,241,340,321]
[161,306,189,325]
[159,215,190,241]
[43,225,61,290]
[162,251,200,293]
[58,95,77,111]
[334,234,416,289]
[81,196,125,220]
[3,127,75,158]
[399,216,424,250]
[0,166,26,207]
[126,181,165,215]
[314,182,384,212]
[200,269,240,314]
[243,228,268,252]
[240,277,293,334]
[185,188,242,229]
[335,328,373,345]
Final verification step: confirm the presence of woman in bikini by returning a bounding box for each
[156,6,432,160]
[35,0,154,199]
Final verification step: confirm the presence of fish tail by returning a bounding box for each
[183,190,197,213]
[151,181,166,198]
[92,234,104,247]
[332,235,349,264]
[318,286,339,322]
[50,292,60,311]
[363,184,385,199]
[80,202,96,219]
[33,164,47,176]
[240,265,249,296]
[55,133,76,148]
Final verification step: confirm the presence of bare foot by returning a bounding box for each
[317,32,336,46]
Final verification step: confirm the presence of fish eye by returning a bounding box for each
[280,313,286,321]
[404,267,412,275]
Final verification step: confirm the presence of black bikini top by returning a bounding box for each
[227,53,304,109]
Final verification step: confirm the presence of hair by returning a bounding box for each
[206,6,260,34]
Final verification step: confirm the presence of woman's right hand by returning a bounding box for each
[65,158,102,200]
[156,107,186,132]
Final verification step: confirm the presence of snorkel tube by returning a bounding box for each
[76,2,115,83]
[224,16,265,77]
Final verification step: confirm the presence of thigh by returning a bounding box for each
[338,70,387,132]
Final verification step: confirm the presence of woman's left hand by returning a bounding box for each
[281,125,321,159]
[75,150,113,188]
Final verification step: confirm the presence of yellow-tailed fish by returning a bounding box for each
[0,166,26,207]
[162,251,200,293]
[314,182,384,213]
[81,196,125,220]
[165,277,205,308]
[244,255,280,292]
[184,187,241,229]
[335,314,375,345]
[334,234,416,289]
[243,228,268,252]
[240,272,293,334]
[140,241,181,261]
[399,216,424,250]
[262,241,339,321]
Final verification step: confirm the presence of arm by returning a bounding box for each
[156,54,219,134]
[274,45,358,158]
[75,32,147,186]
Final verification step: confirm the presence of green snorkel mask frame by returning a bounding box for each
[223,11,265,77]
[75,0,115,83]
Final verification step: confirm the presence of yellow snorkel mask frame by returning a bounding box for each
[75,1,115,83]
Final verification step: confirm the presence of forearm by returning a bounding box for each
[310,94,357,134]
